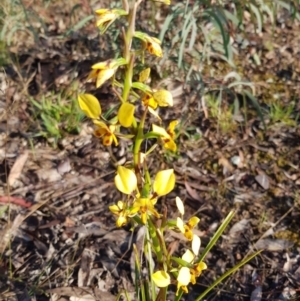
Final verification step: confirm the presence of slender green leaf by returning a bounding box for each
[243,90,266,130]
[198,211,235,262]
[196,250,262,301]
[178,10,193,68]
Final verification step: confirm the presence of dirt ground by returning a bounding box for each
[0,1,300,301]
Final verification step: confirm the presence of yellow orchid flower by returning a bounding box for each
[87,58,127,88]
[145,36,163,57]
[177,215,200,241]
[167,120,178,140]
[176,249,207,294]
[134,31,163,57]
[109,200,139,227]
[142,89,173,109]
[176,266,190,295]
[95,8,127,34]
[152,123,177,152]
[109,201,128,227]
[176,197,200,242]
[93,120,118,146]
[133,197,160,224]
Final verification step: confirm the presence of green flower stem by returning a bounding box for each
[122,0,142,102]
[133,106,148,169]
[148,217,163,263]
[122,0,129,13]
[122,53,134,103]
[141,164,151,198]
[145,225,156,300]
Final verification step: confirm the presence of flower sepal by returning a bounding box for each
[95,9,128,34]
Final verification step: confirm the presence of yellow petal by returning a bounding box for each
[151,0,170,4]
[163,139,177,152]
[196,262,207,272]
[153,90,173,107]
[102,134,114,146]
[78,94,101,119]
[92,58,126,70]
[118,103,135,128]
[177,267,191,286]
[116,215,127,227]
[96,68,116,88]
[148,107,161,120]
[176,217,185,234]
[184,227,194,241]
[147,36,161,45]
[139,68,151,83]
[94,128,106,138]
[141,212,147,224]
[87,69,99,81]
[109,201,125,215]
[142,94,157,109]
[92,60,112,69]
[192,235,201,256]
[95,8,109,15]
[176,197,184,215]
[93,120,108,128]
[187,216,200,228]
[153,169,175,196]
[147,41,163,57]
[182,249,195,263]
[96,17,115,33]
[168,120,178,138]
[109,205,120,215]
[140,152,147,164]
[115,166,137,194]
[152,271,171,287]
[94,9,127,34]
[111,133,118,146]
[152,124,169,138]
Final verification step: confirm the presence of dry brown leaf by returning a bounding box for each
[254,239,294,251]
[64,216,76,227]
[8,150,28,186]
[185,180,200,200]
[36,168,62,182]
[0,214,26,254]
[238,149,245,168]
[255,174,270,190]
[48,287,114,301]
[217,151,234,174]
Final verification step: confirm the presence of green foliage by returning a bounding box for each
[30,88,84,144]
[269,100,297,126]
[161,0,298,69]
[0,0,94,47]
[205,92,236,134]
[159,0,297,130]
[0,0,38,46]
[0,41,9,66]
